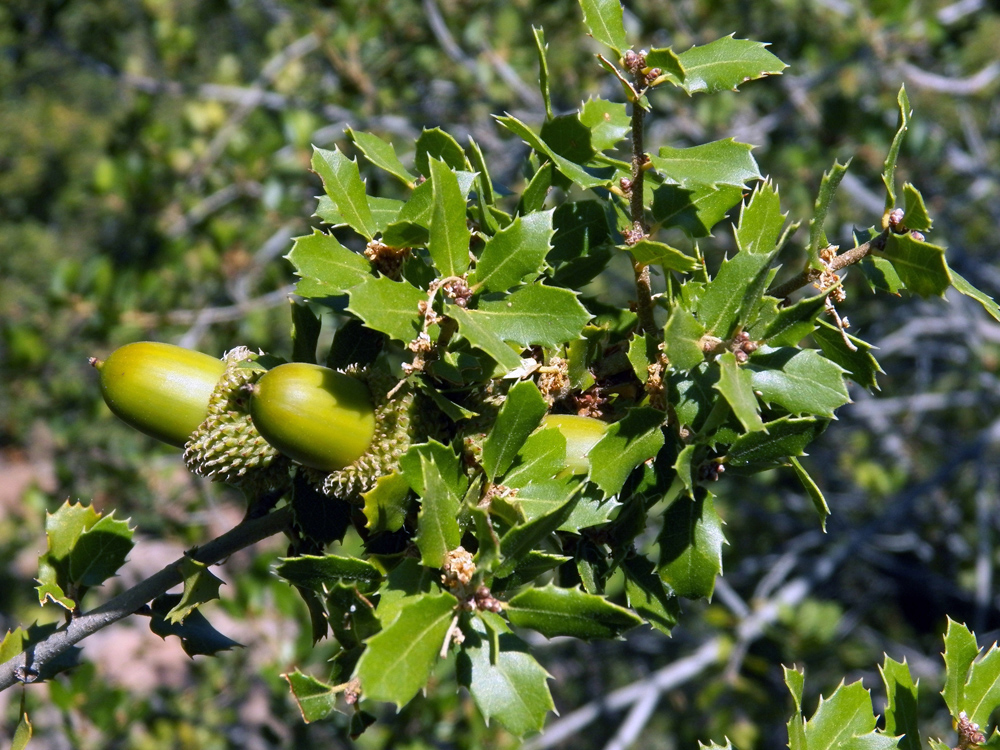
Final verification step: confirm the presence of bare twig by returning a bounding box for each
[121,284,295,329]
[187,33,321,187]
[898,61,1000,96]
[522,639,722,750]
[601,687,661,750]
[165,182,264,238]
[423,0,543,109]
[0,506,293,693]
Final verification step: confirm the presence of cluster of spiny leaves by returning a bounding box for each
[704,618,1000,749]
[270,0,1000,737]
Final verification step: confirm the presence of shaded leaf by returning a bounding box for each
[812,320,883,392]
[548,201,613,288]
[284,669,343,722]
[760,290,829,347]
[166,558,224,624]
[881,657,921,750]
[458,616,554,737]
[467,136,496,207]
[859,255,904,295]
[375,559,437,628]
[657,490,724,599]
[716,351,764,433]
[588,407,666,498]
[790,457,830,530]
[415,127,468,175]
[290,300,321,363]
[748,347,850,418]
[726,416,827,469]
[519,162,553,215]
[540,114,596,164]
[651,182,744,238]
[276,554,383,592]
[881,233,950,297]
[650,139,761,188]
[507,584,643,640]
[496,114,608,189]
[622,554,681,635]
[496,489,581,579]
[149,594,242,657]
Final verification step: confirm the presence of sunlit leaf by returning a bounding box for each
[677,35,787,95]
[356,592,456,708]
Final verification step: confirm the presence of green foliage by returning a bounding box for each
[36,501,134,612]
[708,623,1000,750]
[4,0,1000,747]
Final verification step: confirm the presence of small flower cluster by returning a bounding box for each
[731,331,759,364]
[364,240,409,279]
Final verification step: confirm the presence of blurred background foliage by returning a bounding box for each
[1,0,999,747]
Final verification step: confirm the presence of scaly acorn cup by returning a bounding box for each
[248,362,378,474]
[91,342,227,447]
[319,366,424,500]
[540,414,609,475]
[183,347,288,490]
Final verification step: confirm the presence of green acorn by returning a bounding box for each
[91,342,226,447]
[249,362,378,473]
[92,342,286,491]
[540,414,608,475]
[247,361,428,501]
